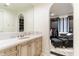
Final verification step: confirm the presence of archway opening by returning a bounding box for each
[49,3,73,56]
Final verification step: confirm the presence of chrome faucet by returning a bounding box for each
[20,34,24,37]
[17,33,25,38]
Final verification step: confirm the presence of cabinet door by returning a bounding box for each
[34,37,42,56]
[26,42,32,56]
[31,41,35,56]
[20,41,32,56]
[19,43,28,56]
[0,50,5,56]
[5,46,17,56]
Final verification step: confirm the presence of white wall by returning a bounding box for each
[23,7,34,32]
[33,4,51,55]
[0,9,17,32]
[74,3,79,56]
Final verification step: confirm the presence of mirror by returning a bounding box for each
[0,3,34,32]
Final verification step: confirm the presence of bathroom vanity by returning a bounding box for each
[0,34,42,56]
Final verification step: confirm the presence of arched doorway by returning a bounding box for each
[49,3,73,56]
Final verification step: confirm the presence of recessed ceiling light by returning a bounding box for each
[5,3,10,6]
[50,13,54,16]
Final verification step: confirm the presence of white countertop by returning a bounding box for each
[0,34,42,51]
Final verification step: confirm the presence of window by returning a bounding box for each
[19,14,24,32]
[58,16,72,33]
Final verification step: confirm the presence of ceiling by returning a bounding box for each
[0,3,73,16]
[50,3,73,17]
[0,3,33,12]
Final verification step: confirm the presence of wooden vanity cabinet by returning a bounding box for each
[0,46,17,56]
[18,41,33,56]
[5,46,17,56]
[0,36,42,56]
[0,50,5,56]
[18,37,42,56]
[34,37,42,56]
